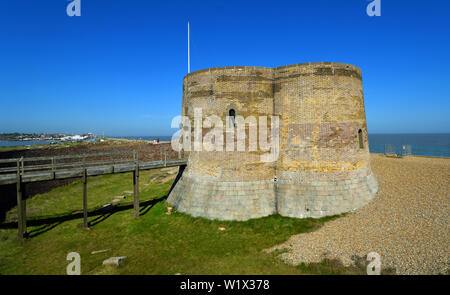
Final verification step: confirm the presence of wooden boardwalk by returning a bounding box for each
[0,151,187,238]
[0,158,187,185]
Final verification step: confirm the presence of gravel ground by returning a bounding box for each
[266,154,449,274]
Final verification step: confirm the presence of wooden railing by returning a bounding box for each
[0,151,187,239]
[0,151,136,175]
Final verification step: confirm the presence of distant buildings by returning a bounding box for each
[0,132,96,143]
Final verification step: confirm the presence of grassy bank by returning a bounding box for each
[0,168,364,275]
[0,138,124,153]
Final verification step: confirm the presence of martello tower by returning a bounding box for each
[168,62,378,220]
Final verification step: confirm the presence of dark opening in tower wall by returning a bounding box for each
[229,109,236,127]
[358,129,364,149]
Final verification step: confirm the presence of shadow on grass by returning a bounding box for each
[268,248,396,275]
[296,256,396,275]
[0,196,167,238]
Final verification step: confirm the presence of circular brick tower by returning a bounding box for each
[168,62,378,220]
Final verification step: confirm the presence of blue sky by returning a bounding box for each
[0,0,449,136]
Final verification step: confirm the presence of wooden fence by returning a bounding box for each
[0,151,187,239]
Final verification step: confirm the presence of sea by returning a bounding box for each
[0,140,57,147]
[111,136,172,142]
[1,134,449,158]
[368,134,450,158]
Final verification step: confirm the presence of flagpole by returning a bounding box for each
[188,21,190,73]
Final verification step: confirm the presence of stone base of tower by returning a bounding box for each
[277,173,378,218]
[168,172,378,221]
[167,176,277,221]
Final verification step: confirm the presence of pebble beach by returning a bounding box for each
[267,154,449,274]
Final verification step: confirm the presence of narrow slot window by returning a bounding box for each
[229,109,236,127]
[358,129,364,149]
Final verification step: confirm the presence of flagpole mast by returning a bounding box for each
[188,21,190,73]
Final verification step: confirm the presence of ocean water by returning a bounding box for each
[111,136,172,142]
[368,134,450,158]
[0,140,57,147]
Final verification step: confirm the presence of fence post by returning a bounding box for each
[133,151,140,217]
[82,157,88,228]
[51,157,56,179]
[20,158,26,235]
[16,157,25,239]
[111,155,115,173]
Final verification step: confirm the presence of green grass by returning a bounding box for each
[0,168,367,275]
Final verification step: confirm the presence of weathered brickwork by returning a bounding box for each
[168,62,378,220]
